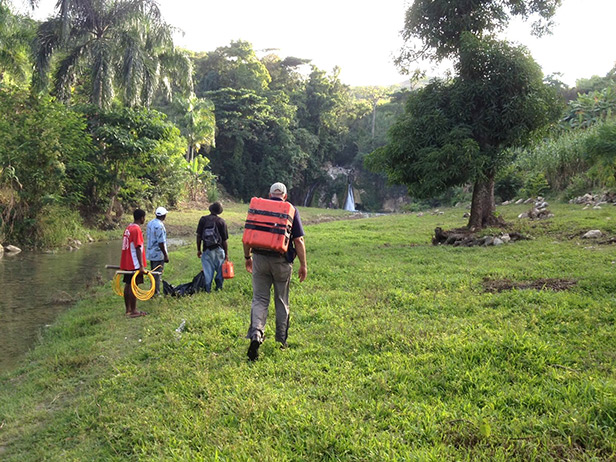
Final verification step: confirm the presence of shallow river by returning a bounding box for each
[0,237,191,373]
[0,240,126,372]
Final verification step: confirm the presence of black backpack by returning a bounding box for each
[202,223,222,248]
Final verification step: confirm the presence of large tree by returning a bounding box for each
[371,0,562,229]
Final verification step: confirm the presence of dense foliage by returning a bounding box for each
[0,3,403,246]
[79,104,187,224]
[0,87,92,245]
[500,66,616,200]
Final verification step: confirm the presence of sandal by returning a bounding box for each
[127,311,147,318]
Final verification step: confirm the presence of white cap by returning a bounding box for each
[155,206,168,216]
[269,182,287,196]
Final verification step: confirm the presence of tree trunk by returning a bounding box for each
[467,173,504,230]
[105,184,121,224]
[371,104,377,138]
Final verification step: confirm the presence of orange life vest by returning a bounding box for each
[242,197,295,254]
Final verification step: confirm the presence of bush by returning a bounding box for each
[563,173,595,200]
[20,205,87,249]
[521,172,550,198]
[495,165,525,201]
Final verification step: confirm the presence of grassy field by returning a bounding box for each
[1,202,616,461]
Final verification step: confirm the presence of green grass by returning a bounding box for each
[1,202,616,460]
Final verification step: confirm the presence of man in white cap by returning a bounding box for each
[244,182,307,361]
[146,206,169,295]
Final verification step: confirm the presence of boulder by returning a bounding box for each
[4,245,21,254]
[500,233,511,243]
[493,237,504,246]
[582,230,603,239]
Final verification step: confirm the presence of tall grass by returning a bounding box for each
[1,203,615,460]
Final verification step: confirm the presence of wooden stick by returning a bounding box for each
[114,270,162,275]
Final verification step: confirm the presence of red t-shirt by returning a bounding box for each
[120,223,145,271]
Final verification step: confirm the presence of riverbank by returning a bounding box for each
[0,203,355,371]
[1,203,616,460]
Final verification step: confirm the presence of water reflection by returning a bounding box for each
[0,241,124,372]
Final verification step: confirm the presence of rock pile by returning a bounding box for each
[569,192,616,207]
[517,197,554,220]
[432,227,529,247]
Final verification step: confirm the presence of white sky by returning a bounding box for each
[27,0,616,88]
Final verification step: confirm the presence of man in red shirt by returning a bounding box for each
[121,209,147,317]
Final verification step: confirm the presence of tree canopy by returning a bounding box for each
[398,0,561,65]
[34,0,192,108]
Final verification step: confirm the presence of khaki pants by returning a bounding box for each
[246,253,293,344]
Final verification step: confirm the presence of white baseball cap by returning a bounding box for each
[155,206,168,216]
[269,182,287,196]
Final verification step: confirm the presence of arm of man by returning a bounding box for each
[243,242,253,274]
[196,217,204,258]
[294,236,307,282]
[196,236,202,258]
[158,242,169,263]
[135,245,145,273]
[222,239,229,261]
[221,220,229,261]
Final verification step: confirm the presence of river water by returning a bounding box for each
[0,240,123,372]
[1,238,190,373]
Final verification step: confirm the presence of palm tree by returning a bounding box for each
[0,3,35,85]
[34,0,192,108]
[173,95,216,161]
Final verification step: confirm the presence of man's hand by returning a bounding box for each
[245,257,253,274]
[164,255,170,263]
[197,250,202,258]
[298,265,307,282]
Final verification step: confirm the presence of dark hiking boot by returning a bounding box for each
[279,342,288,350]
[247,340,260,361]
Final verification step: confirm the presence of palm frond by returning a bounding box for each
[54,41,89,102]
[33,17,62,92]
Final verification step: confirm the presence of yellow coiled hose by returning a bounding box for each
[112,266,160,301]
[131,270,156,301]
[112,273,124,296]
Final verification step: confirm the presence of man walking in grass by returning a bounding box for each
[196,202,229,292]
[146,206,169,296]
[121,209,147,317]
[244,182,307,361]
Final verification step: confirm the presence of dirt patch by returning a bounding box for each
[482,277,577,293]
